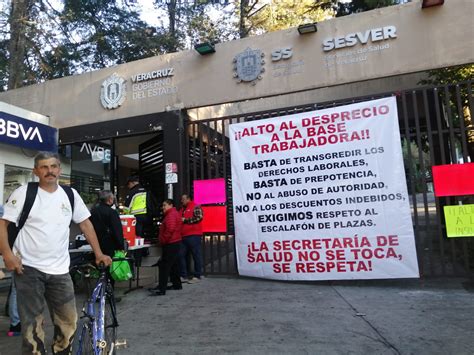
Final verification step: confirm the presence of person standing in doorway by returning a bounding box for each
[150,199,182,296]
[124,176,148,238]
[0,152,112,354]
[179,194,203,283]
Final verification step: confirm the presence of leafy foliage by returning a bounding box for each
[336,0,400,16]
[60,0,169,69]
[419,64,474,87]
[1,0,180,90]
[246,0,333,34]
[419,64,474,153]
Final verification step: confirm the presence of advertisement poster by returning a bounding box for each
[230,97,419,280]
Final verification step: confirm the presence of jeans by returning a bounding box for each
[9,276,20,326]
[15,266,77,355]
[179,235,203,278]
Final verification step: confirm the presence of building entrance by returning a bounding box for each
[113,132,164,242]
[59,130,166,241]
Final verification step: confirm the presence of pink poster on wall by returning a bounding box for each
[194,178,226,205]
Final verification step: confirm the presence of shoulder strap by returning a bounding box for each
[17,182,39,230]
[60,185,75,213]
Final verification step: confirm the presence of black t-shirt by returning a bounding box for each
[90,202,125,257]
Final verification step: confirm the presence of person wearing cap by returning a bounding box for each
[124,176,148,237]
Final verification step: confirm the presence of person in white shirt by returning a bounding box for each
[0,152,112,355]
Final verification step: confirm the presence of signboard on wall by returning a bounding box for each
[229,97,419,280]
[0,111,58,151]
[444,204,474,238]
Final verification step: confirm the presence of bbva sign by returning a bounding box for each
[0,111,58,151]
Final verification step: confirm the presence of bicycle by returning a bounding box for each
[72,257,132,355]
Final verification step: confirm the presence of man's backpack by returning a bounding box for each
[7,182,75,249]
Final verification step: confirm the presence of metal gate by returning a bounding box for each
[186,80,474,277]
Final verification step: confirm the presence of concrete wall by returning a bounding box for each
[0,0,472,128]
[187,72,427,120]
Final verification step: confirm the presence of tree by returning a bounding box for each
[0,2,9,90]
[184,8,233,46]
[248,0,333,34]
[336,0,400,17]
[0,0,178,90]
[61,0,170,70]
[419,64,474,160]
[239,0,264,38]
[153,0,233,50]
[157,0,185,52]
[420,65,474,87]
[7,0,34,89]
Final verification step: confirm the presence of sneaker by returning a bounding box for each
[180,277,189,284]
[188,277,201,284]
[7,323,21,337]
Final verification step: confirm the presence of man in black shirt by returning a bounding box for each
[90,190,125,258]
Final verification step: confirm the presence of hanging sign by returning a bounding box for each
[229,97,419,281]
[444,204,474,237]
[0,111,58,151]
[166,173,178,184]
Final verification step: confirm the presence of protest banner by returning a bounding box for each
[229,97,419,280]
[444,204,474,238]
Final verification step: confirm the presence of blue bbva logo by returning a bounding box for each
[0,111,58,151]
[0,118,43,142]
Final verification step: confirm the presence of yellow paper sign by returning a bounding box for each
[444,204,474,238]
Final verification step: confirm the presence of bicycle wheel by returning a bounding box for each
[104,296,117,354]
[71,318,95,355]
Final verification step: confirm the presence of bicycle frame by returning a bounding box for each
[75,267,116,355]
[73,257,132,354]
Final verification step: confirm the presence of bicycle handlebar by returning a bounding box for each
[97,257,134,271]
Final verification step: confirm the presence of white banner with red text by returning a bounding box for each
[229,97,419,280]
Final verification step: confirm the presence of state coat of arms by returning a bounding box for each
[233,48,265,84]
[100,73,126,109]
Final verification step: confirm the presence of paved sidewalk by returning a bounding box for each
[0,275,473,354]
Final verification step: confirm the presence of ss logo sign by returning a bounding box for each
[271,47,293,61]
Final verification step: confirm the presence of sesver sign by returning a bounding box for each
[229,97,419,280]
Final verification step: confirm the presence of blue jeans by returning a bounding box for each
[9,276,20,326]
[179,235,202,278]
